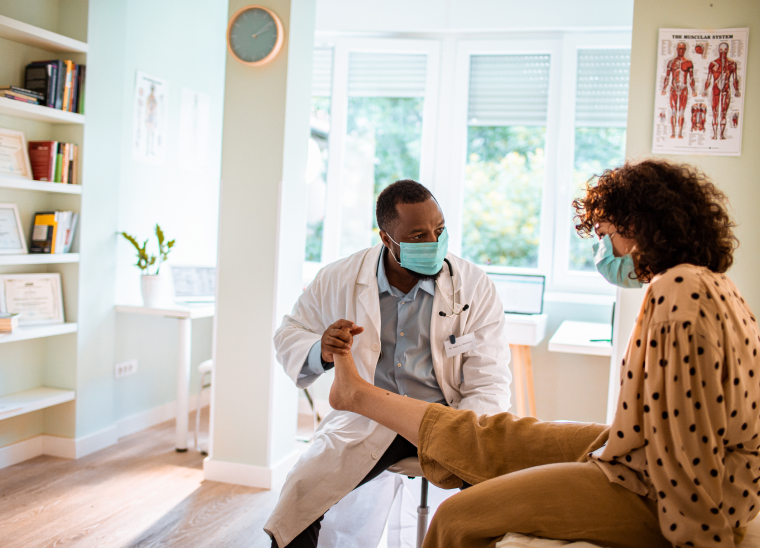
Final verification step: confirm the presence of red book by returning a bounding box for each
[28,141,57,181]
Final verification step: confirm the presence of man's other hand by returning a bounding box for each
[322,320,364,363]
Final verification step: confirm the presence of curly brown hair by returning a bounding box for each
[573,159,738,282]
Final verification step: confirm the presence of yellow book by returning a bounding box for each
[30,212,58,254]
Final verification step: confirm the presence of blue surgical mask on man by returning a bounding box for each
[592,234,643,289]
[387,228,448,276]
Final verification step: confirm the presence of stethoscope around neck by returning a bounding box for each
[436,258,470,318]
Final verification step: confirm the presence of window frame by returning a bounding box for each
[306,31,632,296]
[319,38,441,266]
[441,38,563,278]
[550,32,633,294]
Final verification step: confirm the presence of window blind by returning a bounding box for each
[575,49,631,127]
[467,54,551,126]
[312,47,333,97]
[347,52,427,98]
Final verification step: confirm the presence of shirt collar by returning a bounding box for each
[377,247,436,299]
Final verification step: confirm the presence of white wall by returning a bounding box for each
[609,0,760,419]
[315,0,634,34]
[112,0,227,423]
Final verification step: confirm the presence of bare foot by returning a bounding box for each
[329,341,367,412]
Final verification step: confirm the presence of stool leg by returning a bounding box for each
[417,478,429,548]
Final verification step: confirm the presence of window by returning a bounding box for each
[304,34,631,294]
[303,39,439,273]
[462,54,550,268]
[304,47,333,263]
[340,52,427,257]
[568,49,631,272]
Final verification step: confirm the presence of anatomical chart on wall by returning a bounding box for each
[177,87,211,169]
[652,28,748,156]
[132,71,169,164]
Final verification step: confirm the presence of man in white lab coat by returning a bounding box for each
[265,180,511,547]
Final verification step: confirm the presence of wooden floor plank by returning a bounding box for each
[0,409,283,548]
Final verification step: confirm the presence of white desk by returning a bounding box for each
[115,303,215,451]
[548,320,612,357]
[504,313,548,417]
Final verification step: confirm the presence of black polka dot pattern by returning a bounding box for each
[590,265,760,546]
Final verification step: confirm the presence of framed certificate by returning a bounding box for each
[0,128,32,179]
[0,273,64,325]
[0,203,27,254]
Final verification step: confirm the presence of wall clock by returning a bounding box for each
[226,5,284,66]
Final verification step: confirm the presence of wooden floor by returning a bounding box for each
[0,409,284,548]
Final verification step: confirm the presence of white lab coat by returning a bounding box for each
[264,244,512,547]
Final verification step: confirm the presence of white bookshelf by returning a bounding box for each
[0,97,85,124]
[0,387,76,420]
[0,14,88,53]
[0,176,82,194]
[0,253,79,266]
[0,323,78,344]
[0,11,88,455]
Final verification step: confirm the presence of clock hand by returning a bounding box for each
[252,21,274,38]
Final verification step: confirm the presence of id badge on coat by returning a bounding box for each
[444,333,477,358]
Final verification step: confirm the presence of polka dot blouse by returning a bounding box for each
[589,264,760,547]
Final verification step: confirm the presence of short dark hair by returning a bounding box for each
[376,179,433,232]
[573,159,738,281]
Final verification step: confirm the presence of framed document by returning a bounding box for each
[0,203,27,254]
[0,273,64,325]
[0,128,32,179]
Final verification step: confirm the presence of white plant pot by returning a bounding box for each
[141,274,171,308]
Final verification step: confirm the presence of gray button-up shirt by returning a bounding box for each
[301,249,446,404]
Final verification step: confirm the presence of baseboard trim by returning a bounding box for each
[0,425,118,470]
[0,392,211,470]
[0,436,43,469]
[73,425,119,458]
[117,390,210,439]
[203,447,303,490]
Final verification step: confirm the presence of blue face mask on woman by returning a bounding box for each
[592,234,643,289]
[387,228,448,276]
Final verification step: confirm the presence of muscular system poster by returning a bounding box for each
[652,28,748,156]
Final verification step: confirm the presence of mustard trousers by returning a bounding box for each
[417,405,672,548]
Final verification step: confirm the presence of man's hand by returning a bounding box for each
[321,320,364,363]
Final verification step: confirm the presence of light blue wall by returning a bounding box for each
[112,0,227,424]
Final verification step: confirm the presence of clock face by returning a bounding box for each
[227,6,284,66]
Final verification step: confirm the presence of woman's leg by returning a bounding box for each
[330,347,609,488]
[330,344,430,445]
[422,461,670,548]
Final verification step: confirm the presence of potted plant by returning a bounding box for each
[120,224,175,307]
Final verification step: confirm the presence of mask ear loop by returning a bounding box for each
[384,234,402,265]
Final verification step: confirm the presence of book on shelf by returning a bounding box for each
[28,141,79,184]
[23,61,86,114]
[30,211,78,254]
[24,63,58,108]
[0,313,20,333]
[0,87,42,105]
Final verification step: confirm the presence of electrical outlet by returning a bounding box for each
[115,359,138,379]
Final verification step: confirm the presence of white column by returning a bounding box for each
[205,0,316,488]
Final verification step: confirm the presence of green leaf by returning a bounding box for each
[121,232,142,252]
[155,224,165,246]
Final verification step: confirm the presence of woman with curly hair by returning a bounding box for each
[327,159,759,548]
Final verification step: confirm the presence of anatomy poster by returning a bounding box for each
[177,87,211,169]
[652,28,748,156]
[132,71,169,164]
